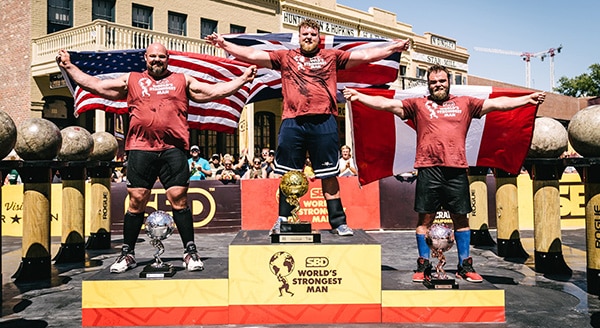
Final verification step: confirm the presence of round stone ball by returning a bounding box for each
[58,126,94,161]
[89,131,118,161]
[15,118,62,160]
[567,105,600,157]
[528,117,568,158]
[0,110,17,160]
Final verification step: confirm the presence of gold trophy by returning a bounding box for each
[271,171,321,243]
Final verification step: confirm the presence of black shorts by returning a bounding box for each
[414,166,472,215]
[126,148,189,190]
[274,114,340,179]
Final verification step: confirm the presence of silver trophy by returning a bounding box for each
[140,210,176,278]
[424,223,458,289]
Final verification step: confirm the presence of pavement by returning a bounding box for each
[1,228,600,328]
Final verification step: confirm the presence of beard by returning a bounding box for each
[147,62,167,76]
[429,85,450,102]
[300,42,319,55]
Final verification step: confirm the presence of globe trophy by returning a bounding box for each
[271,171,321,243]
[140,211,177,278]
[423,223,458,289]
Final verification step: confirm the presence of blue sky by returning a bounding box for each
[337,0,596,92]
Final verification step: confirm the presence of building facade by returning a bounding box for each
[23,0,483,160]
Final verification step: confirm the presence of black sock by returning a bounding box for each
[123,211,145,252]
[173,207,195,249]
[326,198,347,229]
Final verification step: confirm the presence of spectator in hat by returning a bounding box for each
[188,145,212,181]
[208,153,223,179]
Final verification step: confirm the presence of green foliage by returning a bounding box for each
[553,64,600,97]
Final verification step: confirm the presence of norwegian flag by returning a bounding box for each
[349,85,539,185]
[59,34,401,133]
[223,33,401,101]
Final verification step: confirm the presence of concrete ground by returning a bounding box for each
[1,228,599,328]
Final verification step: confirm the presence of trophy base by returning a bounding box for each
[139,263,176,278]
[271,231,321,243]
[280,221,312,233]
[423,278,459,289]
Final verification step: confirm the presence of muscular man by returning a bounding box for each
[344,64,545,282]
[206,19,409,236]
[58,43,256,273]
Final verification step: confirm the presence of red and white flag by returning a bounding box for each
[349,85,539,185]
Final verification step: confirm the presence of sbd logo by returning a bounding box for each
[306,257,329,267]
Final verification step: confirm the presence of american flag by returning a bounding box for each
[59,34,401,133]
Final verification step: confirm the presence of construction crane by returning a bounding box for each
[474,45,562,89]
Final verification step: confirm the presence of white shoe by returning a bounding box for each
[183,244,204,271]
[110,250,137,273]
[332,224,354,236]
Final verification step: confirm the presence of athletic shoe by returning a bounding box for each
[332,224,354,236]
[412,257,432,282]
[183,244,204,271]
[110,246,137,273]
[456,257,483,282]
[269,216,287,236]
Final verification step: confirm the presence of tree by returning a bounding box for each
[553,64,600,97]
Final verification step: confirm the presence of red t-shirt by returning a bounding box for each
[401,95,484,168]
[125,71,190,151]
[269,48,350,119]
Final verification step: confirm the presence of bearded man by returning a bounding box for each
[206,19,409,236]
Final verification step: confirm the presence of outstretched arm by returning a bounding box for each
[342,87,406,118]
[205,33,273,68]
[481,91,546,115]
[346,39,410,69]
[57,49,128,100]
[186,65,257,103]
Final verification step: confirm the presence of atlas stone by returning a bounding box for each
[14,118,62,160]
[89,131,118,161]
[528,117,568,158]
[58,126,94,161]
[0,110,17,160]
[567,105,600,157]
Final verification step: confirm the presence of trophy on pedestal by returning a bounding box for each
[271,171,321,243]
[423,223,458,289]
[140,210,177,278]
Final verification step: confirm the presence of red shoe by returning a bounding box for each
[412,257,432,282]
[456,257,483,283]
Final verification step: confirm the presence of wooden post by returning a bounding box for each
[86,161,113,249]
[581,158,600,295]
[468,166,495,246]
[12,161,53,281]
[494,169,528,258]
[526,158,571,274]
[53,162,87,263]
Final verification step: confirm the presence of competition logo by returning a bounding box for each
[138,78,152,97]
[269,251,295,297]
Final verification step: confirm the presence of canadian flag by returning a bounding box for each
[349,85,539,185]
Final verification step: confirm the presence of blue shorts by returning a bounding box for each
[126,148,189,190]
[274,114,340,179]
[414,166,472,214]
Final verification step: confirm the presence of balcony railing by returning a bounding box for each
[32,20,224,76]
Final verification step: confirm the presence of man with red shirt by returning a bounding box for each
[206,19,409,236]
[57,43,256,273]
[343,64,545,282]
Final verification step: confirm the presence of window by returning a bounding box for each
[455,74,463,85]
[230,24,245,34]
[47,0,72,33]
[132,4,153,29]
[92,0,115,22]
[168,11,187,36]
[416,67,427,79]
[400,65,407,76]
[254,112,275,156]
[257,29,271,34]
[200,18,218,39]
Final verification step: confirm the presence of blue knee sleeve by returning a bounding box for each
[416,234,430,259]
[454,230,471,263]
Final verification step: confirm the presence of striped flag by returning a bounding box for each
[349,85,539,185]
[59,34,401,133]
